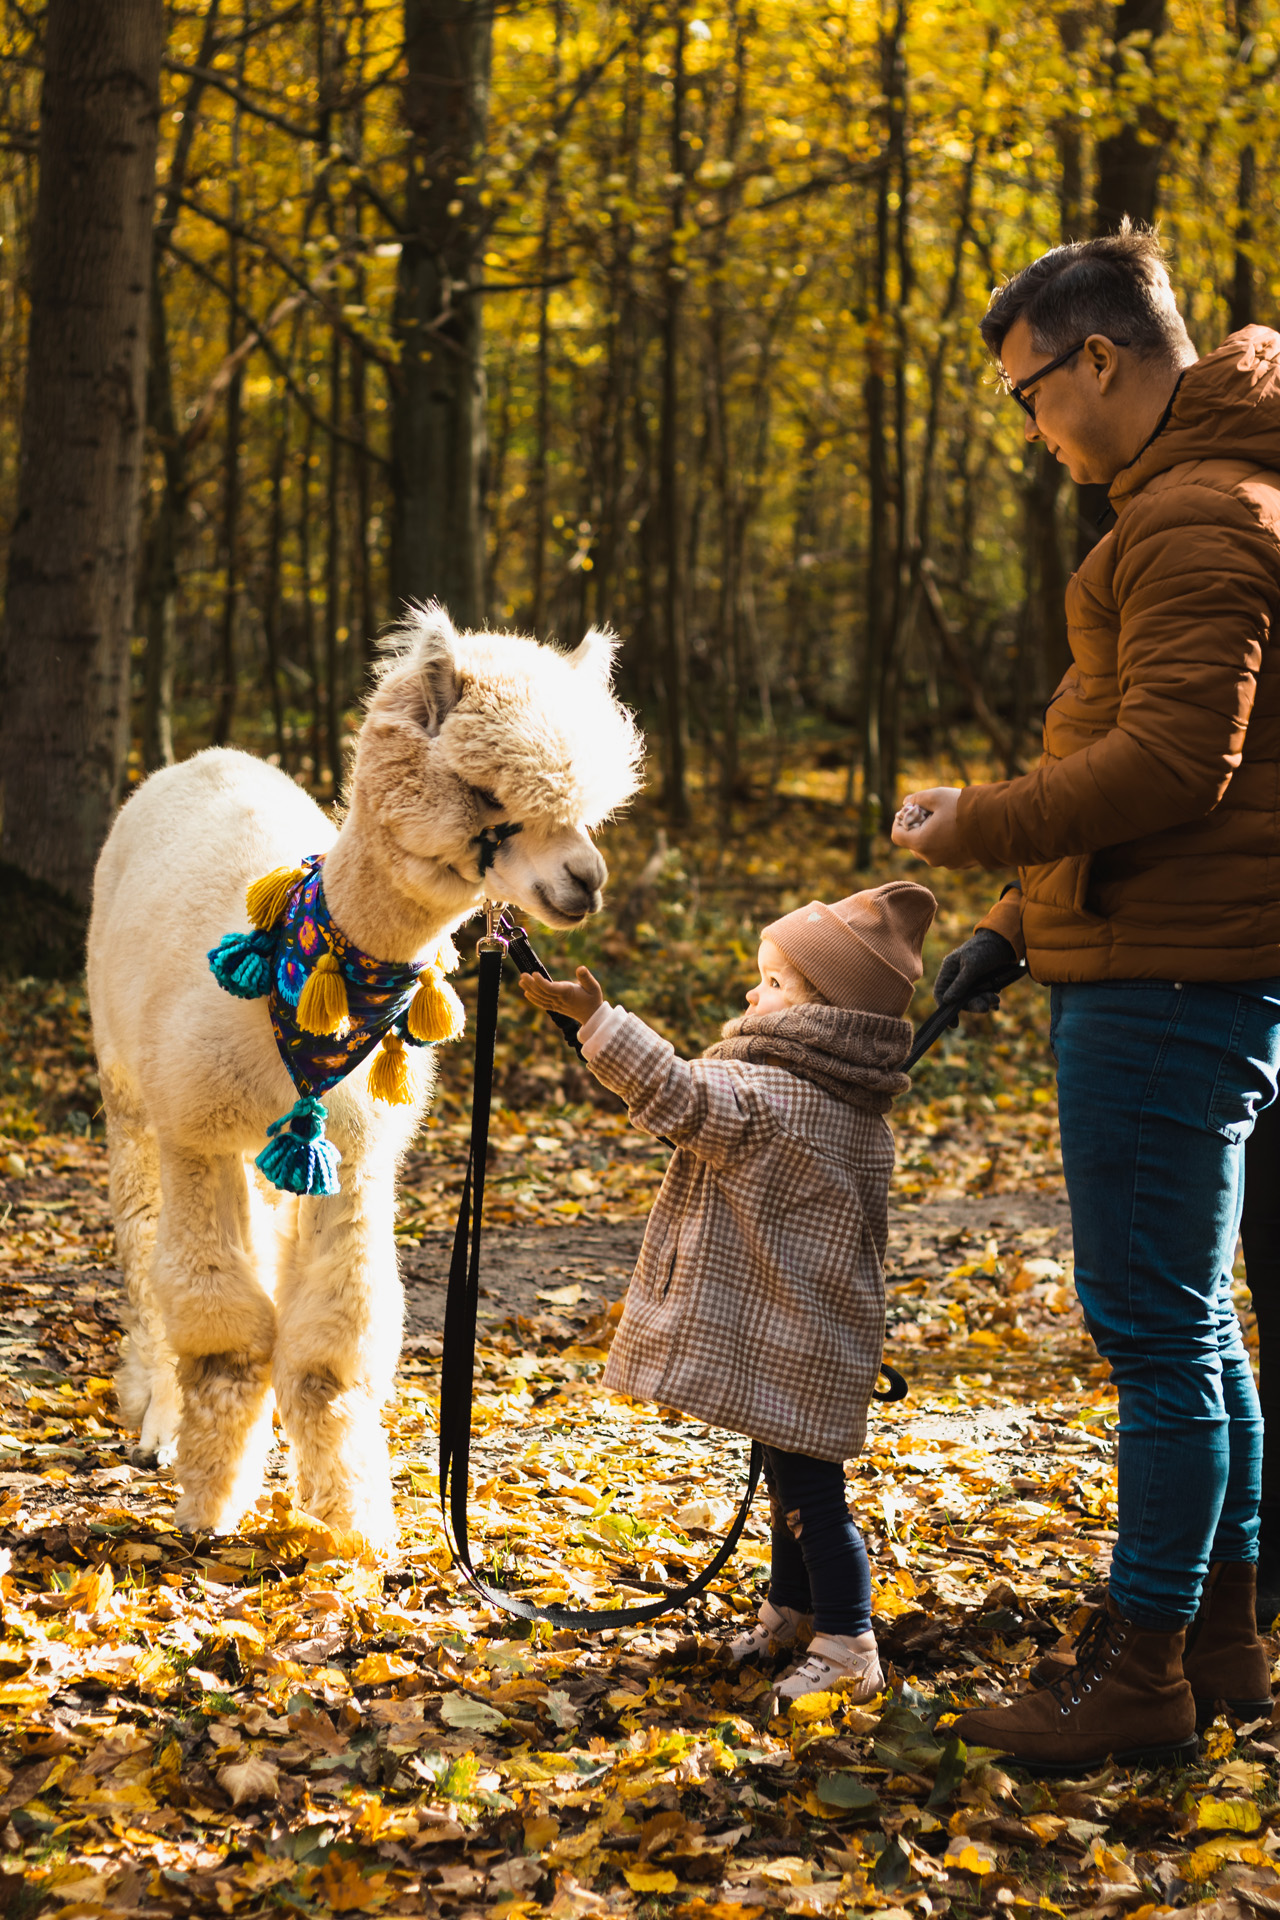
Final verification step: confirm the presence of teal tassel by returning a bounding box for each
[209,929,276,1000]
[255,1096,341,1197]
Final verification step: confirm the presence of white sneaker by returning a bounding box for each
[728,1599,810,1665]
[775,1632,883,1703]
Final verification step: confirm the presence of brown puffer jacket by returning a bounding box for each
[958,326,1280,982]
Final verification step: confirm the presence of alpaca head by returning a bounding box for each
[353,604,644,928]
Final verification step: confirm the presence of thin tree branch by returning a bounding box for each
[173,190,397,372]
[695,157,886,234]
[161,59,320,142]
[920,564,1019,768]
[166,241,390,469]
[180,289,308,454]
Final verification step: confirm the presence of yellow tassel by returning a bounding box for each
[246,865,307,930]
[368,1032,412,1106]
[406,964,465,1044]
[296,951,350,1037]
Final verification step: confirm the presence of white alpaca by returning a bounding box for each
[88,607,641,1548]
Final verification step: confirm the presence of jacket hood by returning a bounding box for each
[1111,326,1280,507]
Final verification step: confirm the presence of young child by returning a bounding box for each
[520,879,936,1701]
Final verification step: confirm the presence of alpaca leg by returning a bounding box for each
[101,1068,181,1465]
[151,1147,278,1534]
[274,1173,403,1550]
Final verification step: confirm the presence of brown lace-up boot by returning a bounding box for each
[951,1595,1197,1774]
[1181,1563,1274,1728]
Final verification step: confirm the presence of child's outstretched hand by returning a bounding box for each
[518,966,604,1027]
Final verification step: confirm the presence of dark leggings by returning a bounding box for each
[762,1444,872,1636]
[1245,1095,1280,1556]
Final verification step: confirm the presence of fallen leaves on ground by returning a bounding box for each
[0,785,1275,1918]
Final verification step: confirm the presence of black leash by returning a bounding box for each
[904,957,1028,1071]
[436,910,983,1626]
[438,915,762,1626]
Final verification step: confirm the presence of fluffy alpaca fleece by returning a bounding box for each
[88,606,641,1549]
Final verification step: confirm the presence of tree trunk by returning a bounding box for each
[1094,0,1169,232]
[1076,0,1170,552]
[299,406,323,783]
[212,234,243,745]
[1229,0,1256,332]
[325,329,344,792]
[141,269,180,771]
[348,284,376,672]
[0,0,163,916]
[856,178,890,866]
[213,19,246,747]
[880,0,910,831]
[658,4,689,825]
[855,11,902,864]
[529,4,563,637]
[141,0,222,771]
[390,0,492,628]
[1057,4,1084,236]
[263,388,289,767]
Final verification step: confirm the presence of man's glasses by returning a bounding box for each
[1006,338,1130,419]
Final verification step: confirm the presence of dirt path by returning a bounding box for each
[399,1191,1074,1335]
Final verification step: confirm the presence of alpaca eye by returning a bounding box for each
[473,786,503,811]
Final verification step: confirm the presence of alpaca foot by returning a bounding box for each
[117,1336,182,1468]
[174,1352,274,1534]
[297,1483,397,1556]
[135,1377,183,1468]
[278,1370,398,1554]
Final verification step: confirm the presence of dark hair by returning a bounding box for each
[980,221,1193,366]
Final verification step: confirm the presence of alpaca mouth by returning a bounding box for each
[532,881,601,926]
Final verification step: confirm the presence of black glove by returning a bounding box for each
[933,928,1020,1015]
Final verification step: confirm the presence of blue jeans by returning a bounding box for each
[762,1446,872,1636]
[1051,978,1280,1628]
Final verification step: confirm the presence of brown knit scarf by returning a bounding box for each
[701,1004,912,1113]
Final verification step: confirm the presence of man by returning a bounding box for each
[893,224,1280,1769]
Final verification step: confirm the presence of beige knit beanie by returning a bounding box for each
[763,880,937,1017]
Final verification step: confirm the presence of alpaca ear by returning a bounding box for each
[567,626,618,685]
[409,603,463,735]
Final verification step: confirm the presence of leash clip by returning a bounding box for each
[477,900,508,956]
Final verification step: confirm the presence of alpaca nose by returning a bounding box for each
[564,849,606,913]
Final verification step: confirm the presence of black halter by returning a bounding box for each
[475,820,522,875]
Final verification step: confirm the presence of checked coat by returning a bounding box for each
[587,1012,895,1463]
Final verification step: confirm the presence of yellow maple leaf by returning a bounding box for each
[0,1683,49,1708]
[1195,1794,1262,1833]
[1183,1837,1271,1881]
[788,1690,837,1723]
[65,1777,157,1810]
[319,1855,389,1912]
[943,1837,998,1876]
[131,1648,175,1696]
[65,1565,114,1615]
[209,1616,266,1655]
[151,1738,183,1794]
[625,1869,679,1893]
[350,1651,415,1687]
[524,1814,561,1851]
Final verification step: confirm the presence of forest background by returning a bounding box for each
[0,0,1274,960]
[6,13,1280,1916]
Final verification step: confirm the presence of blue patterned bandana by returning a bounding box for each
[267,855,426,1098]
[208,853,444,1196]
